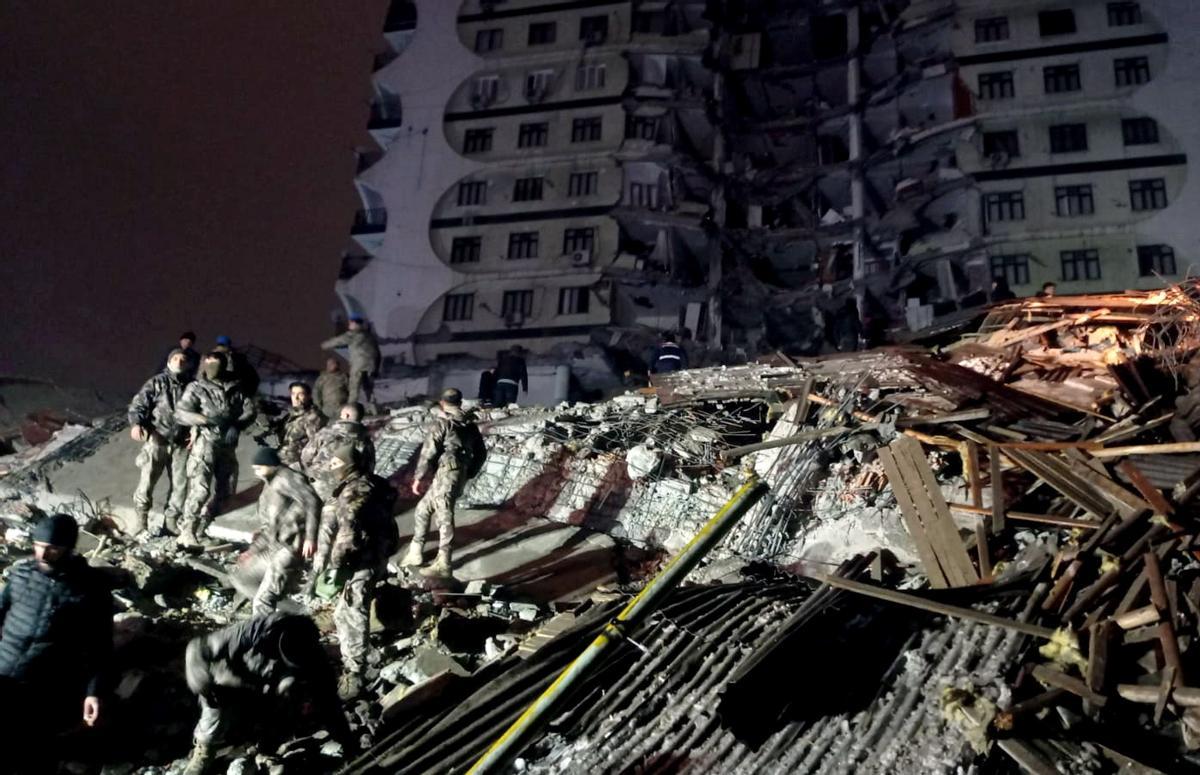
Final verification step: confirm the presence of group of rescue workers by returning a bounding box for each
[0,316,489,774]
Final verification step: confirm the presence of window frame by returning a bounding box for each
[1049,123,1089,154]
[978,71,1015,100]
[1107,2,1143,27]
[528,21,557,46]
[443,293,475,322]
[1044,64,1082,94]
[1114,56,1151,87]
[974,16,1010,43]
[1137,244,1176,276]
[558,286,591,315]
[982,130,1021,158]
[630,181,660,209]
[983,191,1026,223]
[1060,249,1101,281]
[517,121,549,148]
[1055,184,1096,217]
[506,231,540,260]
[512,177,545,202]
[571,116,603,143]
[1122,117,1160,146]
[1130,178,1168,211]
[579,15,609,43]
[563,227,596,254]
[501,289,534,318]
[575,63,607,92]
[462,127,494,154]
[474,28,504,53]
[991,254,1031,286]
[449,236,482,265]
[457,180,487,207]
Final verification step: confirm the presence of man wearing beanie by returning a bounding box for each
[127,347,193,537]
[316,443,397,699]
[180,612,352,774]
[231,447,321,616]
[0,514,113,770]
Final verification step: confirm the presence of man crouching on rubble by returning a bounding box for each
[0,514,112,772]
[180,612,353,774]
[231,447,320,616]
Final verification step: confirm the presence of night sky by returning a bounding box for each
[0,1,388,394]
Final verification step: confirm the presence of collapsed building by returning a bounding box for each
[334,0,1200,382]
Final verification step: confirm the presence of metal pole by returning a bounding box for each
[467,477,769,774]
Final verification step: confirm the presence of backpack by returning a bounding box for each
[460,422,488,480]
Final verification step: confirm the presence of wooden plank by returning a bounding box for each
[1145,552,1185,687]
[1116,460,1174,515]
[878,446,949,589]
[892,437,977,587]
[1062,450,1151,519]
[1031,665,1108,707]
[948,503,1103,530]
[990,443,1005,533]
[964,441,983,508]
[1091,441,1200,460]
[1086,620,1114,717]
[975,520,992,579]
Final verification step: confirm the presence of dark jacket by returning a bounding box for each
[0,556,112,696]
[495,351,528,391]
[128,369,192,444]
[651,341,688,373]
[228,350,261,398]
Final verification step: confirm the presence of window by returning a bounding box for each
[443,293,474,322]
[507,232,539,259]
[569,171,599,197]
[1122,117,1160,145]
[558,286,590,315]
[463,128,494,154]
[528,21,556,45]
[634,10,662,34]
[525,69,553,100]
[1115,56,1151,86]
[1138,245,1176,276]
[474,28,503,53]
[1044,64,1082,93]
[575,63,606,91]
[1130,178,1168,210]
[991,254,1031,286]
[984,191,1025,223]
[580,15,609,43]
[512,177,544,202]
[626,115,659,141]
[1049,123,1088,153]
[571,116,602,143]
[473,75,500,105]
[982,130,1020,158]
[979,72,1015,100]
[1039,9,1077,37]
[502,289,534,318]
[563,227,595,254]
[1055,185,1095,216]
[975,17,1010,43]
[1108,2,1143,26]
[457,180,487,206]
[1061,249,1101,281]
[517,122,548,148]
[450,237,481,264]
[630,181,660,209]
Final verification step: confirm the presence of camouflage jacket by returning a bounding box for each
[256,465,320,554]
[312,372,349,418]
[279,404,325,466]
[175,376,256,446]
[128,370,192,444]
[321,472,392,571]
[300,420,375,499]
[320,329,380,375]
[414,406,477,480]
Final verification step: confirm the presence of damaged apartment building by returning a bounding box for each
[336,0,1200,372]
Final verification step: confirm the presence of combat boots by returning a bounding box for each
[419,550,453,578]
[181,742,213,775]
[399,541,423,568]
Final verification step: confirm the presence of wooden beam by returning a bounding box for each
[878,445,949,589]
[1091,441,1200,460]
[1117,460,1174,515]
[1031,664,1108,707]
[990,443,1005,533]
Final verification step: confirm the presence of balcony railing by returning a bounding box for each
[351,208,388,234]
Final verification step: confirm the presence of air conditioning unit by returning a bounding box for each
[570,250,592,267]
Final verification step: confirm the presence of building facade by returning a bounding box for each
[337,0,1199,368]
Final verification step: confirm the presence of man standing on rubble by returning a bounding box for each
[231,447,320,616]
[274,381,326,468]
[650,331,689,374]
[0,515,112,771]
[128,347,193,537]
[314,445,397,699]
[180,612,353,775]
[400,388,485,579]
[176,351,257,547]
[493,345,528,406]
[320,315,381,408]
[301,402,375,503]
[313,357,350,421]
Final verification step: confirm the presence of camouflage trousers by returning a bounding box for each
[412,468,465,555]
[349,368,374,406]
[133,435,187,530]
[230,538,300,617]
[179,438,236,538]
[333,567,378,676]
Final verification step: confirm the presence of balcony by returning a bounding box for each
[351,208,388,235]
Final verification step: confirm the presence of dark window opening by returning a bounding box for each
[1108,2,1143,26]
[1044,64,1081,93]
[1138,244,1176,276]
[979,71,1015,100]
[502,289,534,317]
[571,116,603,143]
[1055,185,1095,216]
[450,237,481,264]
[507,231,539,259]
[443,293,474,321]
[463,128,494,154]
[517,122,549,148]
[1130,178,1168,210]
[1049,123,1088,153]
[983,130,1021,158]
[568,171,598,196]
[975,17,1010,43]
[563,227,595,254]
[1115,56,1151,86]
[984,191,1025,223]
[991,254,1031,286]
[1061,249,1101,281]
[528,21,556,46]
[457,180,487,206]
[1039,9,1077,37]
[1122,117,1160,145]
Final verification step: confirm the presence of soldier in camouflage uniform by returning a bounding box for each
[313,357,350,421]
[320,315,381,408]
[301,402,375,502]
[401,388,481,578]
[315,445,396,698]
[275,381,325,467]
[231,447,320,616]
[175,352,256,547]
[127,348,192,536]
